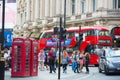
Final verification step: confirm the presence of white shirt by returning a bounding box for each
[4,53,9,60]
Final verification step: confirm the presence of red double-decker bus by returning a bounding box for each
[39,26,112,66]
[111,27,120,48]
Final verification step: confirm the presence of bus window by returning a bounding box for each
[67,32,75,36]
[98,30,110,36]
[85,30,96,36]
[42,33,52,38]
[29,32,41,39]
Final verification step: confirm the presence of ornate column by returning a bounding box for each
[67,0,71,16]
[53,0,56,16]
[89,0,92,12]
[35,0,40,19]
[61,0,64,15]
[97,0,103,9]
[45,0,50,17]
[50,0,53,17]
[75,0,79,14]
[85,0,89,13]
[56,0,61,15]
[104,0,108,9]
[40,0,45,19]
[26,0,30,21]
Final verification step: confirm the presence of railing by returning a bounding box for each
[38,21,42,24]
[66,17,71,21]
[107,10,120,17]
[86,13,92,18]
[75,15,81,19]
[48,19,53,23]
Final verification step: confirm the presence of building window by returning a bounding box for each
[81,1,85,14]
[93,0,96,12]
[113,0,120,9]
[71,0,75,15]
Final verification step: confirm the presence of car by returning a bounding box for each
[98,48,120,75]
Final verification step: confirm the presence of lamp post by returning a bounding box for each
[58,0,67,80]
[64,0,66,29]
[58,0,62,79]
[0,0,5,80]
[1,0,5,49]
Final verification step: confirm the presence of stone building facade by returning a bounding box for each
[14,0,120,38]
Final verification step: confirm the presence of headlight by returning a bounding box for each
[106,60,114,67]
[106,60,111,64]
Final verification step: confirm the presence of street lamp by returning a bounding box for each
[64,0,66,29]
[58,0,66,80]
[0,0,5,80]
[58,0,62,79]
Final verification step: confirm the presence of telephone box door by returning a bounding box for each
[30,40,38,76]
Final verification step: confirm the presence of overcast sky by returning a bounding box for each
[0,1,16,29]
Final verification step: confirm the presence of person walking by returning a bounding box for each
[38,49,45,71]
[4,48,9,70]
[79,51,84,72]
[71,51,76,71]
[84,52,90,74]
[73,50,80,73]
[48,48,56,73]
[62,49,68,73]
[44,50,49,70]
[84,45,90,74]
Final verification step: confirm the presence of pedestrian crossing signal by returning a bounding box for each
[60,27,66,40]
[79,33,83,41]
[54,27,58,34]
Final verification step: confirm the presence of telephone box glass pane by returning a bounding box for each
[14,46,21,72]
[33,46,38,72]
[25,46,30,72]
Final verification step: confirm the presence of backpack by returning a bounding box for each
[66,57,70,62]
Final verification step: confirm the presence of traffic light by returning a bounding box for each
[79,32,83,41]
[54,27,58,34]
[60,27,66,40]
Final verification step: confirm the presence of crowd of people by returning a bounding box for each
[72,50,90,74]
[3,45,90,74]
[38,45,90,74]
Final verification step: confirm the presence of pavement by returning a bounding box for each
[5,66,93,80]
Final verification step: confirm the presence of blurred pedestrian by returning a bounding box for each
[44,50,49,70]
[4,48,9,70]
[38,49,45,71]
[62,49,69,73]
[73,50,80,73]
[84,45,90,74]
[7,47,12,71]
[71,51,76,71]
[48,48,56,73]
[79,51,84,72]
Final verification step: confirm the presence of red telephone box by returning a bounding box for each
[29,39,39,76]
[11,38,31,77]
